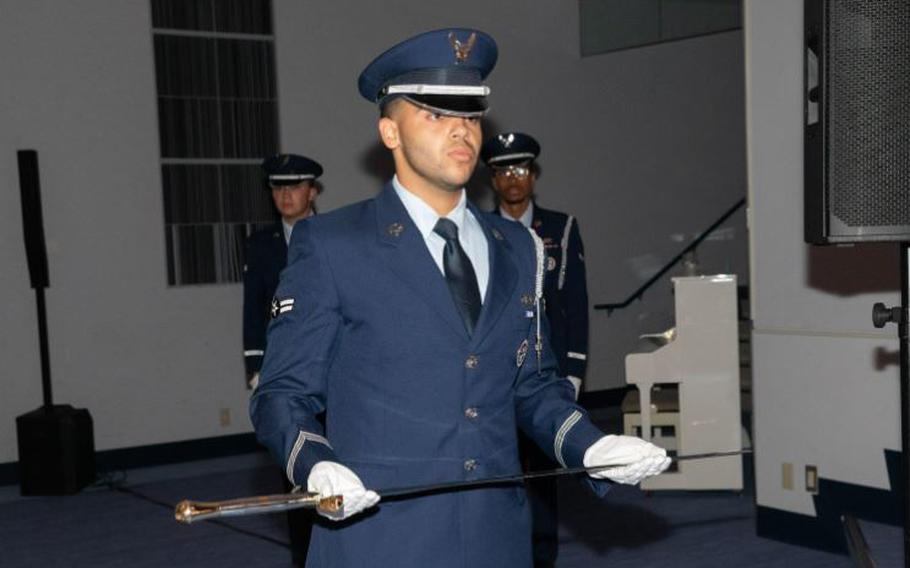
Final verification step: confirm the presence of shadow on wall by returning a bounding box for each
[874,346,900,371]
[359,140,396,190]
[805,242,900,296]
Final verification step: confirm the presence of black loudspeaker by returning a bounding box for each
[804,0,910,244]
[16,150,50,288]
[14,149,96,495]
[16,405,96,495]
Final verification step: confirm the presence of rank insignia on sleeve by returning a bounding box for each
[516,339,529,368]
[270,297,295,319]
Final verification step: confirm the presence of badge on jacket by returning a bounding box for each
[516,339,529,368]
[270,297,295,319]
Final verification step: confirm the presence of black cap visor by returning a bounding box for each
[403,94,488,117]
[268,176,314,188]
[487,155,536,168]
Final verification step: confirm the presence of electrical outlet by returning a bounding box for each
[220,408,231,427]
[782,462,794,490]
[805,465,818,493]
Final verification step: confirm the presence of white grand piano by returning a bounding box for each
[623,275,743,490]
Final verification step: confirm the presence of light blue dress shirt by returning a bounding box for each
[499,201,534,228]
[393,175,490,303]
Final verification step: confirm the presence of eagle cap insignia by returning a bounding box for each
[280,154,291,167]
[448,31,477,63]
[498,133,515,148]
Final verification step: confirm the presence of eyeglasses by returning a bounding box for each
[492,165,530,179]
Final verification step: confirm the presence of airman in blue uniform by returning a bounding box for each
[243,153,323,388]
[482,132,589,568]
[249,28,670,568]
[242,152,322,566]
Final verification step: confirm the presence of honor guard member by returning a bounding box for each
[482,132,588,568]
[243,153,321,567]
[482,133,588,397]
[250,28,670,568]
[243,153,323,389]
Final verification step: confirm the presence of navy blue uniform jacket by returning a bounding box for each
[242,224,287,374]
[250,184,608,568]
[497,204,589,381]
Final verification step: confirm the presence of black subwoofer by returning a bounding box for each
[16,405,95,495]
[805,0,910,244]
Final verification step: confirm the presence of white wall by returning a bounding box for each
[0,1,251,464]
[0,0,747,463]
[745,0,900,516]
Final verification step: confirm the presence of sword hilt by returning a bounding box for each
[175,492,343,524]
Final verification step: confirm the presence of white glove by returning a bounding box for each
[583,435,671,485]
[307,461,380,521]
[566,376,582,401]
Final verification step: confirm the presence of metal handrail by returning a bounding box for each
[593,196,746,315]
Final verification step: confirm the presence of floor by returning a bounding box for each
[0,449,903,567]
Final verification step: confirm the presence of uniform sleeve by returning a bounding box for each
[249,221,340,486]
[242,237,267,374]
[513,230,610,497]
[563,219,589,381]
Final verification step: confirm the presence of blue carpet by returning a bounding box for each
[0,456,902,567]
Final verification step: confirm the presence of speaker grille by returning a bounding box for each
[828,0,910,228]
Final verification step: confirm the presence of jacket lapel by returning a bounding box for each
[531,202,543,234]
[375,184,470,342]
[469,203,519,349]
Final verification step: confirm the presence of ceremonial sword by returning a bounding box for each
[174,448,750,524]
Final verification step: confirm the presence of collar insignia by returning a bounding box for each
[387,222,405,237]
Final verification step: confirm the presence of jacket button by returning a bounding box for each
[465,355,479,369]
[464,459,478,472]
[464,407,478,420]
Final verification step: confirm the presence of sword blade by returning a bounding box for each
[379,448,751,500]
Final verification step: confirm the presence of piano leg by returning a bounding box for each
[638,381,654,444]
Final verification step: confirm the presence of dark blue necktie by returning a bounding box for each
[433,218,482,335]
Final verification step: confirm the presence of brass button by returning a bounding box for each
[465,355,479,369]
[464,459,478,472]
[464,407,478,420]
